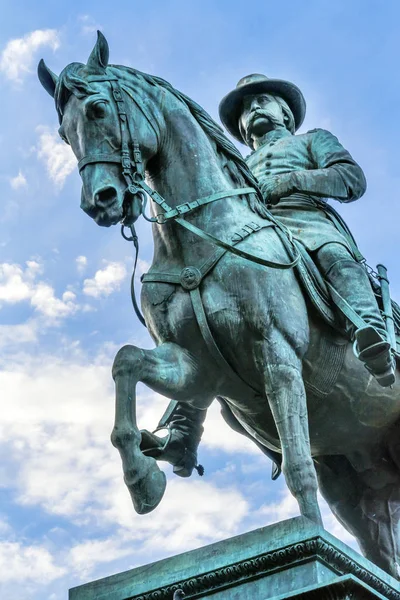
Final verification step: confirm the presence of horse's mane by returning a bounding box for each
[55,62,269,217]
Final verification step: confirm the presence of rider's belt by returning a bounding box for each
[270,193,320,208]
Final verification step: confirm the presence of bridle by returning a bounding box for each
[76,71,300,328]
[77,75,146,218]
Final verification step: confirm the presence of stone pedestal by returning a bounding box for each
[70,516,400,599]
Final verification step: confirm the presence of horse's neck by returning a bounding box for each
[150,105,230,207]
[146,97,245,268]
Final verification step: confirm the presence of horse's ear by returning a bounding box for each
[87,31,109,72]
[37,59,59,98]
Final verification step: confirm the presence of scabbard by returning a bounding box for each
[377,264,397,351]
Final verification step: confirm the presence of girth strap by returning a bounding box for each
[142,244,228,286]
[190,287,258,397]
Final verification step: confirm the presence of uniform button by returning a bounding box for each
[265,170,271,175]
[265,161,271,167]
[269,142,275,146]
[266,152,272,158]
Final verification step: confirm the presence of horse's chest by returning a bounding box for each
[142,283,199,344]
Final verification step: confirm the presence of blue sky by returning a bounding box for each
[1,1,400,598]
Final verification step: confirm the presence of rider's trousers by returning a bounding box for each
[313,242,387,341]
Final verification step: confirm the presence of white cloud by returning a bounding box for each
[0,261,78,322]
[68,539,132,578]
[10,171,27,190]
[0,353,116,515]
[105,479,250,553]
[62,290,76,303]
[31,283,77,320]
[36,126,76,189]
[83,262,127,298]
[0,320,38,350]
[202,402,260,454]
[76,255,87,275]
[0,261,40,303]
[258,487,299,523]
[0,29,60,83]
[0,541,65,583]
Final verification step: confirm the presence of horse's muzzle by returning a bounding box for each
[81,185,124,227]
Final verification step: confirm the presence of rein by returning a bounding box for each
[78,71,300,328]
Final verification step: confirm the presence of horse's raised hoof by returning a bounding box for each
[124,455,167,515]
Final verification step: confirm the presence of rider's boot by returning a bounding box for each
[140,403,207,477]
[317,244,395,387]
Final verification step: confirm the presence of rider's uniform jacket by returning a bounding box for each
[245,127,367,252]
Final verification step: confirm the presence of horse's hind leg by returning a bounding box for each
[261,345,322,524]
[315,454,400,579]
[111,342,213,515]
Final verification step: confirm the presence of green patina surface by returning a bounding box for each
[70,517,400,600]
[38,33,400,582]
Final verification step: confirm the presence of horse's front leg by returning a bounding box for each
[111,342,212,515]
[262,345,322,525]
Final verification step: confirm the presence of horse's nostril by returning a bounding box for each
[95,186,118,207]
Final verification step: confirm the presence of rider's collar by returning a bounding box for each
[256,127,293,148]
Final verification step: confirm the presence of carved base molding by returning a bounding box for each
[70,517,400,600]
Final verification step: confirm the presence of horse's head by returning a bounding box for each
[38,32,158,227]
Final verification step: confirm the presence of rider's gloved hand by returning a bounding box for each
[260,173,295,205]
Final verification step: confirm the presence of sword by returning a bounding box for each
[377,264,397,352]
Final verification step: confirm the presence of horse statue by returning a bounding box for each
[38,32,400,579]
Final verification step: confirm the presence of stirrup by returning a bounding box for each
[140,429,170,458]
[362,359,396,388]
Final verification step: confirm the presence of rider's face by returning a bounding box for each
[239,93,285,142]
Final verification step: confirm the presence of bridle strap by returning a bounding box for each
[138,179,258,223]
[77,72,301,329]
[109,79,144,191]
[78,154,122,172]
[153,186,256,223]
[78,76,143,196]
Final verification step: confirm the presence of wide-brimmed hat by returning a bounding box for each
[219,73,306,143]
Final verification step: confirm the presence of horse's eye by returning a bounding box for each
[87,100,108,119]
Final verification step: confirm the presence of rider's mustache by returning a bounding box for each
[246,109,281,130]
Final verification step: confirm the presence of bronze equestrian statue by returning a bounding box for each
[38,32,400,579]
